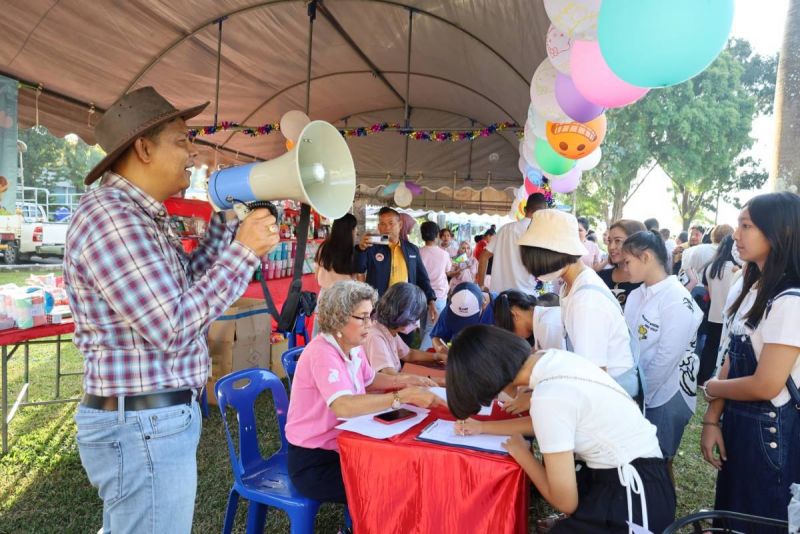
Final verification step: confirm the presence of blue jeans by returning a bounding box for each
[75,399,202,533]
[419,297,447,351]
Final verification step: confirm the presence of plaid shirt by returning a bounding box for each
[65,172,260,396]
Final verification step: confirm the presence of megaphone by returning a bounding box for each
[207,120,356,220]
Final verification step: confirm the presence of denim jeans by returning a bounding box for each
[419,297,447,351]
[75,398,202,534]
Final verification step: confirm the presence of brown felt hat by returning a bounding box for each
[85,86,208,185]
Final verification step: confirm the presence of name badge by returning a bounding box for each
[375,253,385,262]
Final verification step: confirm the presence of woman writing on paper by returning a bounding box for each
[447,325,675,533]
[285,280,443,504]
[363,283,442,386]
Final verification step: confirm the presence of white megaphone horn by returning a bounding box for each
[207,120,356,220]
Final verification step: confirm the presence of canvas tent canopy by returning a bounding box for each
[0,0,550,214]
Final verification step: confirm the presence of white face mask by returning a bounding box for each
[537,267,566,282]
[398,320,420,334]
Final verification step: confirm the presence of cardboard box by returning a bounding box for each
[269,339,289,379]
[207,297,272,404]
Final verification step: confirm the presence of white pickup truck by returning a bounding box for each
[0,203,69,264]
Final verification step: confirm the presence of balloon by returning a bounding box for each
[394,182,412,207]
[546,114,607,160]
[535,138,576,176]
[570,40,650,108]
[521,135,538,168]
[547,167,582,194]
[598,0,734,88]
[524,177,537,195]
[544,0,602,40]
[518,156,528,176]
[576,147,602,171]
[555,72,604,123]
[546,24,572,74]
[279,110,310,142]
[285,139,295,151]
[526,167,544,187]
[530,60,571,123]
[527,105,548,138]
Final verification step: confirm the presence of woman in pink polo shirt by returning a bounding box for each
[285,280,443,504]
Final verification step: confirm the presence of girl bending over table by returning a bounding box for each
[285,280,443,504]
[447,325,675,533]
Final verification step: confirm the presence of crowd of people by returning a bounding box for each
[65,88,799,533]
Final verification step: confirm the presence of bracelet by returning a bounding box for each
[699,385,718,402]
[701,421,720,427]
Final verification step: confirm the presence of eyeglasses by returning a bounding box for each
[350,314,374,325]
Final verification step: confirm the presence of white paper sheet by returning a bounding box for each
[416,419,511,455]
[335,405,429,440]
[429,387,493,416]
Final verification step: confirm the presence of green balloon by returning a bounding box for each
[535,138,575,176]
[598,0,734,88]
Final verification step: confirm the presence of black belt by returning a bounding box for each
[81,389,194,411]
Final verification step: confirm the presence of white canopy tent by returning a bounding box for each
[1,0,551,214]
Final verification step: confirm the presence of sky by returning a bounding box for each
[621,0,790,233]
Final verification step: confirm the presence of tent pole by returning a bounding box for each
[402,8,414,179]
[305,1,318,115]
[213,17,226,126]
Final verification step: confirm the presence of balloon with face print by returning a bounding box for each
[545,114,607,160]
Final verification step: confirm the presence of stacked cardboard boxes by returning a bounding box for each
[206,298,271,404]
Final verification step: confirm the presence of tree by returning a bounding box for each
[641,41,774,229]
[577,101,654,226]
[773,0,800,191]
[17,126,62,191]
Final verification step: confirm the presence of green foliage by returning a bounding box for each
[576,38,776,228]
[16,126,103,192]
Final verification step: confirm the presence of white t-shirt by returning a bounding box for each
[530,349,663,469]
[664,239,677,262]
[532,306,565,350]
[486,218,539,293]
[715,275,745,374]
[624,276,703,410]
[705,261,741,324]
[681,244,717,285]
[560,269,634,377]
[727,285,800,407]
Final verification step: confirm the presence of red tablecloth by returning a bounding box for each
[0,321,74,346]
[338,405,529,534]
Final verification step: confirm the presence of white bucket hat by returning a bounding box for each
[518,209,588,256]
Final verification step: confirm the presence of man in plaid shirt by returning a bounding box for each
[65,87,279,533]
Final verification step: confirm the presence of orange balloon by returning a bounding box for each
[545,114,607,160]
[285,139,295,151]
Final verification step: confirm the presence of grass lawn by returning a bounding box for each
[0,270,720,533]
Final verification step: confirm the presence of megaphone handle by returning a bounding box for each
[231,199,279,222]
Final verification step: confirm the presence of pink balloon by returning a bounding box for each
[547,167,582,194]
[570,40,649,108]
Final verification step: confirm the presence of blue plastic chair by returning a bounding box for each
[280,346,304,392]
[284,312,310,349]
[216,368,322,534]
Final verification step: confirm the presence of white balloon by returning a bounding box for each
[521,135,539,169]
[544,0,602,40]
[527,105,548,138]
[529,60,570,123]
[546,24,573,74]
[518,156,528,175]
[280,110,311,142]
[394,182,412,207]
[576,147,602,171]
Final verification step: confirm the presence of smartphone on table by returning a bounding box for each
[373,408,416,424]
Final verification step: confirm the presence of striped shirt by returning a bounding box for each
[64,172,260,396]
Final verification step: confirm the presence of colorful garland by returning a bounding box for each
[188,120,518,142]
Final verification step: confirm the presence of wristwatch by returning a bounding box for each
[392,391,402,410]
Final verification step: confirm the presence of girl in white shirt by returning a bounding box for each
[621,230,703,470]
[518,209,638,398]
[447,325,674,534]
[697,235,741,385]
[701,192,800,533]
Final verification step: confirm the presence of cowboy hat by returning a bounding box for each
[85,86,208,185]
